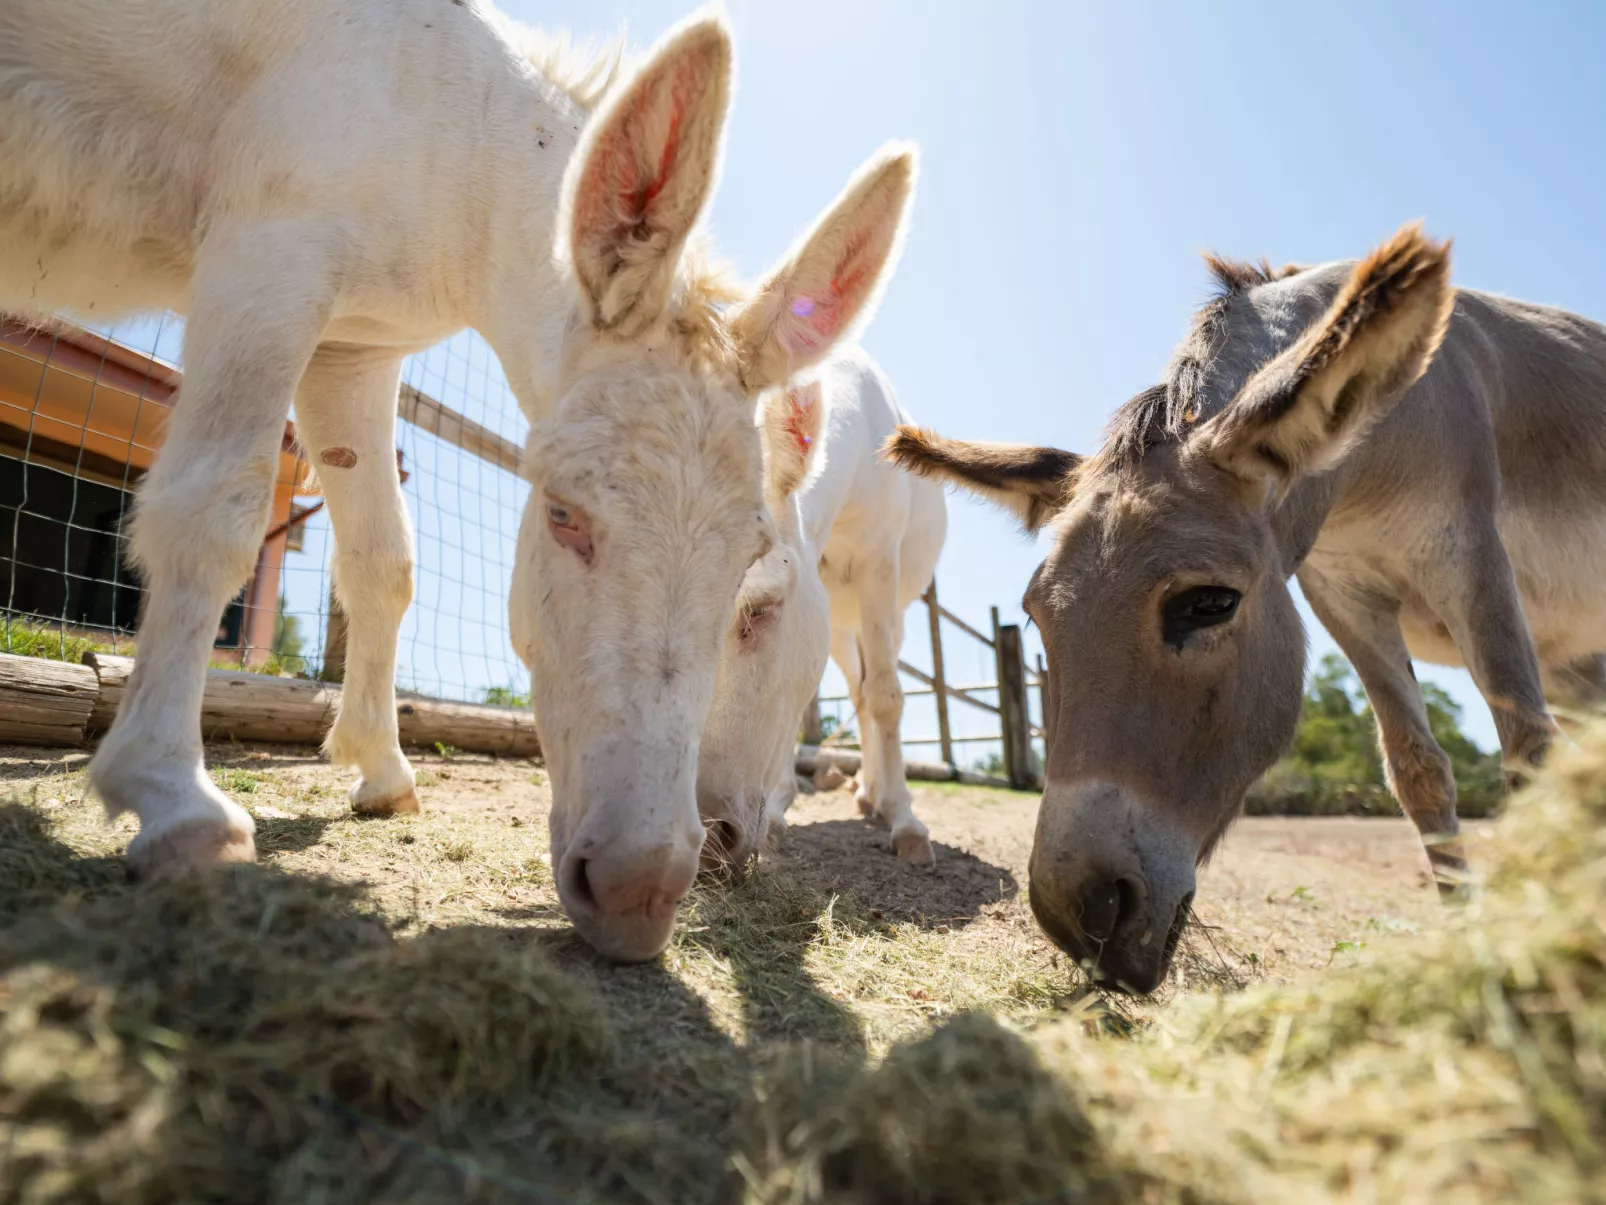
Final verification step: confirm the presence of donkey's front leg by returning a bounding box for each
[294,348,418,816]
[90,224,333,875]
[1301,571,1467,892]
[854,563,933,867]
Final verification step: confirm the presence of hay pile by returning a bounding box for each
[0,724,1602,1203]
[751,727,1606,1204]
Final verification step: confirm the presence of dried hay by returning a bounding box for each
[749,725,1606,1203]
[0,723,1602,1203]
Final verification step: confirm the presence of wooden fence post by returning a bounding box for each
[321,587,348,684]
[1036,652,1055,776]
[801,696,823,746]
[995,621,1033,790]
[925,581,954,767]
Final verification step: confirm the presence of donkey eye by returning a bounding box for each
[1162,586,1241,649]
[737,597,782,646]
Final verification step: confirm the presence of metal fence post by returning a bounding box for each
[925,581,953,767]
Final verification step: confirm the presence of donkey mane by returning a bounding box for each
[509,24,629,111]
[667,244,748,378]
[1080,252,1310,482]
[1201,253,1304,296]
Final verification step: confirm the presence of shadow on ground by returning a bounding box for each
[767,816,1020,929]
[0,798,1079,1205]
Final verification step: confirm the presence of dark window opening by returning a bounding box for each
[1,451,142,634]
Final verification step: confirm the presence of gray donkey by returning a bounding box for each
[889,224,1606,993]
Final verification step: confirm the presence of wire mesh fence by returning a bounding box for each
[0,312,531,708]
[814,586,1048,783]
[2,308,1036,768]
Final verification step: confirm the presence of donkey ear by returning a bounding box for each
[560,13,731,335]
[1196,223,1454,488]
[884,426,1080,534]
[731,144,916,392]
[760,380,824,503]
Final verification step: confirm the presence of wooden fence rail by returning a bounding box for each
[815,580,1046,791]
[0,651,539,756]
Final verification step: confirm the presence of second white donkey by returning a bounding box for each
[699,347,947,867]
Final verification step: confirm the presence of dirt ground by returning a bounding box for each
[0,740,1455,1003]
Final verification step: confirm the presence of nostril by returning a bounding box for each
[1116,877,1142,935]
[1162,891,1194,966]
[1075,878,1122,945]
[565,857,598,913]
[701,819,741,870]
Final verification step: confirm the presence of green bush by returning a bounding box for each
[1246,654,1504,818]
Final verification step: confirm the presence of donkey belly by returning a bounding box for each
[1500,506,1606,666]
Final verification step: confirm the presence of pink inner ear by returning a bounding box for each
[778,226,886,359]
[784,386,820,454]
[572,58,694,247]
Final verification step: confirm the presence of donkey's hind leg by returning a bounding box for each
[1544,653,1606,728]
[89,223,333,875]
[293,347,417,816]
[852,558,934,867]
[828,625,877,807]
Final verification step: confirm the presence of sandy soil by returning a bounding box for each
[0,740,1457,995]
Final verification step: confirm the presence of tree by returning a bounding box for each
[1248,654,1504,817]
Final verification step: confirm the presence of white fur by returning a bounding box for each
[1,0,915,960]
[699,347,947,866]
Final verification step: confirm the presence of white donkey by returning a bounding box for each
[0,1,915,960]
[698,348,947,867]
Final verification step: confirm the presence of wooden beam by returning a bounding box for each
[924,582,954,768]
[996,623,1035,790]
[0,652,98,746]
[896,659,1001,716]
[82,653,539,756]
[795,743,1013,790]
[937,603,994,649]
[397,383,523,475]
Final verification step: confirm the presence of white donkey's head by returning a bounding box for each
[697,382,831,869]
[510,14,915,961]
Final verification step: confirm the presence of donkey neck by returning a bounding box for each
[462,42,595,418]
[1270,473,1343,579]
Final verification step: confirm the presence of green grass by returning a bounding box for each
[0,618,120,664]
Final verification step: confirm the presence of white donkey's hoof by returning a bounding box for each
[856,790,890,829]
[349,781,420,817]
[892,824,935,868]
[127,814,257,878]
[759,808,789,852]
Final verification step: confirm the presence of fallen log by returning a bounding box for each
[0,652,99,746]
[82,652,539,756]
[794,743,1016,791]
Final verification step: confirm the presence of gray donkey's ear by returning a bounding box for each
[883,426,1081,533]
[1196,223,1453,488]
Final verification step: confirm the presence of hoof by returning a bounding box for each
[128,817,257,879]
[814,765,849,792]
[857,793,892,829]
[760,809,788,852]
[893,828,935,867]
[352,786,420,817]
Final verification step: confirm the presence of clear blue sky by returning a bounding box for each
[493,0,1606,751]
